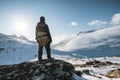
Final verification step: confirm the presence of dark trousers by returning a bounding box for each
[38,43,51,61]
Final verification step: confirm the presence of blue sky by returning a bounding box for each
[0,0,120,40]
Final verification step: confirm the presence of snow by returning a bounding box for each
[72,73,87,80]
[52,34,75,45]
[52,25,120,58]
[54,25,120,52]
[0,25,120,80]
[0,33,38,65]
[70,56,120,80]
[95,57,120,64]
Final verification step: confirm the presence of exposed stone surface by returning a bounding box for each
[75,71,82,77]
[74,60,115,68]
[86,60,113,67]
[0,59,75,80]
[106,68,120,78]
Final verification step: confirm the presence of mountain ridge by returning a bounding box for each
[0,25,120,65]
[53,25,120,58]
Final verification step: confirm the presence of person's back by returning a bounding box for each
[36,22,47,33]
[35,16,52,62]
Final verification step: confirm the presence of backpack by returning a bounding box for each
[36,32,49,46]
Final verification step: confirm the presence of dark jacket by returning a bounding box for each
[36,22,52,43]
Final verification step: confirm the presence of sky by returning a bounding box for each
[0,0,120,40]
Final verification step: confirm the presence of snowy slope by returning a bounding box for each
[0,33,70,65]
[0,33,38,65]
[53,25,120,57]
[0,25,120,65]
[0,33,120,80]
[70,56,120,80]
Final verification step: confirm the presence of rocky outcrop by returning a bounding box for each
[74,60,114,68]
[86,60,113,67]
[106,68,120,78]
[0,59,75,80]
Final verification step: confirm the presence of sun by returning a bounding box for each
[14,15,28,34]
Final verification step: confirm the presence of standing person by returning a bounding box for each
[35,16,52,62]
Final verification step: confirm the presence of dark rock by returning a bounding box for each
[0,48,4,51]
[86,61,93,65]
[75,71,82,77]
[86,60,114,67]
[82,69,90,75]
[62,62,75,72]
[86,60,101,65]
[0,59,76,80]
[105,61,113,65]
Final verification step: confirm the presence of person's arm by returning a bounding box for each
[46,25,52,43]
[35,23,39,39]
[35,27,37,37]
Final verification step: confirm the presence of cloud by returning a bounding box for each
[88,20,107,26]
[70,21,78,26]
[111,13,120,26]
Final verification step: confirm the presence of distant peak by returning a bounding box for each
[77,28,100,35]
[10,34,17,38]
[18,35,29,41]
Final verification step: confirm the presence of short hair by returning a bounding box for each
[40,16,45,22]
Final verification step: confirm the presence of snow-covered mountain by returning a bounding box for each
[0,27,120,80]
[53,25,120,57]
[0,25,120,65]
[0,33,37,65]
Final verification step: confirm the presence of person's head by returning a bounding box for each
[40,16,45,22]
